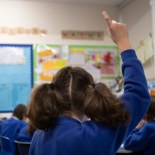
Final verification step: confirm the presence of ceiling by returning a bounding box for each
[38,0,124,5]
[9,0,128,6]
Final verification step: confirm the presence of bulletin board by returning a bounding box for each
[136,36,154,64]
[68,45,120,82]
[33,44,120,85]
[33,44,68,85]
[0,44,33,112]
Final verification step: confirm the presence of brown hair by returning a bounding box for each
[144,96,155,122]
[27,120,36,135]
[28,66,129,130]
[27,66,72,130]
[13,104,27,120]
[84,82,129,126]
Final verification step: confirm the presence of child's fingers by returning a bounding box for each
[102,11,112,27]
[107,27,111,37]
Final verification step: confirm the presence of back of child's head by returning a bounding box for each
[13,103,27,120]
[28,66,129,130]
[145,96,155,122]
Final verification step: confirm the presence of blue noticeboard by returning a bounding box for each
[0,44,33,112]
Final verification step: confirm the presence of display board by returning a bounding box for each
[33,44,68,85]
[34,44,120,86]
[136,36,154,64]
[68,45,120,82]
[0,44,33,112]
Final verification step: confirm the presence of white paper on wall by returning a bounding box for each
[0,47,25,64]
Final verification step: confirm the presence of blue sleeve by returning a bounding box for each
[14,121,27,140]
[17,126,32,142]
[124,124,149,151]
[120,49,151,136]
[82,49,151,154]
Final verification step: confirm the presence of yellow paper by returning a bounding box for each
[70,48,84,53]
[40,73,54,81]
[43,60,67,72]
[55,60,67,69]
[96,54,101,61]
[38,50,52,57]
[43,60,56,72]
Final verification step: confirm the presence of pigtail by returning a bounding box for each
[84,82,129,127]
[27,120,36,135]
[27,83,59,130]
[28,66,73,130]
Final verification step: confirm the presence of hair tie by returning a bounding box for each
[66,66,72,74]
[92,83,95,88]
[49,83,55,89]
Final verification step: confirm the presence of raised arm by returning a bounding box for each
[102,12,151,133]
[102,11,131,52]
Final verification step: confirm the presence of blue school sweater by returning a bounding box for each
[29,50,151,155]
[0,117,27,141]
[17,125,34,142]
[124,121,155,155]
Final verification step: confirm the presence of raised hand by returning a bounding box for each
[102,11,132,52]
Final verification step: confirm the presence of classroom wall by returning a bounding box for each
[0,0,154,78]
[0,0,118,45]
[120,0,154,79]
[0,1,117,117]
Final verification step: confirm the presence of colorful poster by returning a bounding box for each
[85,49,116,75]
[69,45,120,82]
[136,36,154,64]
[34,45,120,85]
[69,48,85,65]
[33,44,68,85]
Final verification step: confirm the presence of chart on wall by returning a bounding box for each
[33,44,68,85]
[0,44,33,112]
[33,44,120,86]
[136,36,154,64]
[69,45,120,82]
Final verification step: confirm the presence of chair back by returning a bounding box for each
[0,136,16,155]
[14,140,31,155]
